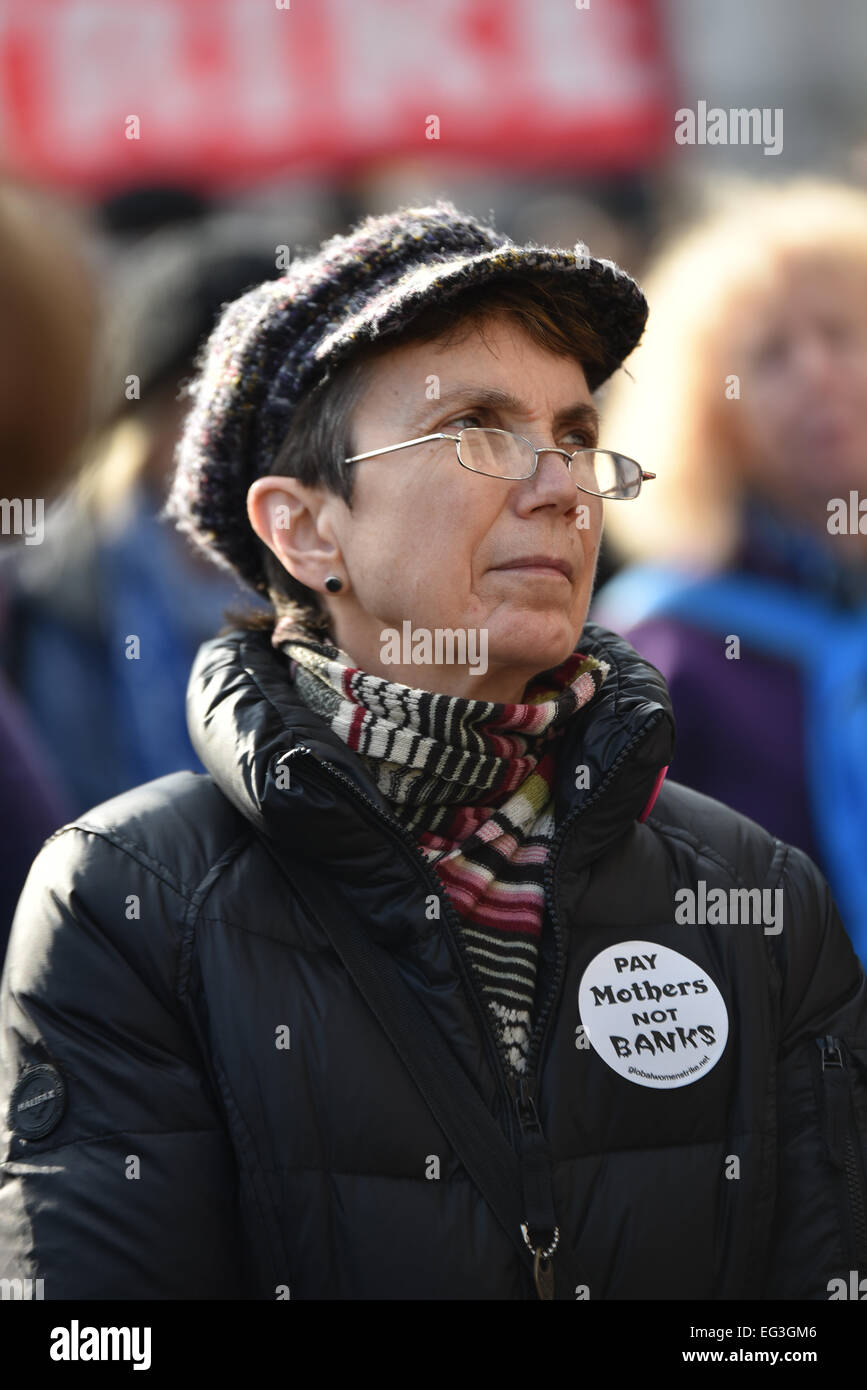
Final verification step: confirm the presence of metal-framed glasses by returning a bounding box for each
[345,427,655,500]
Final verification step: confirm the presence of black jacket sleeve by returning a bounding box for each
[763,843,867,1298]
[0,825,244,1299]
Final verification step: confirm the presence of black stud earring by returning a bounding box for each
[324,575,343,593]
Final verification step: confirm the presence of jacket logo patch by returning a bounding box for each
[9,1063,67,1139]
[578,941,729,1089]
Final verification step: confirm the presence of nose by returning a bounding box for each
[791,329,844,391]
[533,447,581,494]
[534,447,575,476]
[515,445,580,514]
[536,453,575,469]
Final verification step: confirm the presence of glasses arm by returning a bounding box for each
[345,432,457,465]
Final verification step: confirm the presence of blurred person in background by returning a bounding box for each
[0,183,96,954]
[593,180,867,963]
[0,218,276,819]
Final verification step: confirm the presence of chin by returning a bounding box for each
[488,613,582,675]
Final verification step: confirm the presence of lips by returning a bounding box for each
[492,555,574,581]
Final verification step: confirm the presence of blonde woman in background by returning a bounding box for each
[592,179,867,962]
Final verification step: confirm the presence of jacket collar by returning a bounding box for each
[186,622,675,882]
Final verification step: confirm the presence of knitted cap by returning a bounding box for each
[166,199,648,594]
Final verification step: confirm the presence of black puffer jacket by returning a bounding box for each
[1,623,866,1300]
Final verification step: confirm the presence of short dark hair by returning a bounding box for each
[224,271,608,636]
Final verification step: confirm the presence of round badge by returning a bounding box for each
[9,1063,67,1139]
[578,940,729,1089]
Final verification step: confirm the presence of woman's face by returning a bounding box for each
[724,257,867,533]
[320,314,604,701]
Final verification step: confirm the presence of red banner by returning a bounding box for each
[0,0,672,192]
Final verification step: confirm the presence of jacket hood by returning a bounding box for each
[186,623,675,882]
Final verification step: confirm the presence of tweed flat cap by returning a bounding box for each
[165,199,647,594]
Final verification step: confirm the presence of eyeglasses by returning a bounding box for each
[345,427,655,500]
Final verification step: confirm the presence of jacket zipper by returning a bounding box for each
[280,747,520,1128]
[507,711,665,1297]
[520,709,666,1086]
[816,1035,867,1269]
[280,711,663,1297]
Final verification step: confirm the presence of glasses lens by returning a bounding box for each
[458,428,535,479]
[572,450,642,499]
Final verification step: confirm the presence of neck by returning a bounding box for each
[330,615,538,702]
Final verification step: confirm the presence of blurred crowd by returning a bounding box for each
[2,171,867,966]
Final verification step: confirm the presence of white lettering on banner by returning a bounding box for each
[327,0,481,135]
[523,0,661,108]
[48,3,188,151]
[224,0,301,136]
[577,940,729,1089]
[3,0,669,188]
[44,0,299,158]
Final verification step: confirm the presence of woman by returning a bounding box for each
[1,202,865,1301]
[0,179,96,955]
[0,220,275,817]
[592,179,867,964]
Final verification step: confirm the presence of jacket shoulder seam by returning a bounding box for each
[43,822,199,905]
[766,838,791,891]
[643,814,742,882]
[643,813,780,887]
[46,817,256,909]
[177,830,259,998]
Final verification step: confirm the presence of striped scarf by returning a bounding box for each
[272,617,608,1073]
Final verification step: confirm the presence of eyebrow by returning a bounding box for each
[412,384,600,437]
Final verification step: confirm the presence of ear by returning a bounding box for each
[247,475,344,594]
